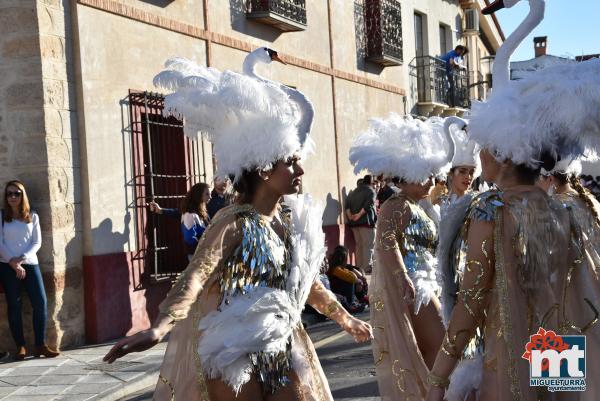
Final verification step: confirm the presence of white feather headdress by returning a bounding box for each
[542,156,583,177]
[153,49,314,180]
[349,114,454,184]
[469,58,600,169]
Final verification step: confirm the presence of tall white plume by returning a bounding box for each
[153,47,314,180]
[469,59,600,168]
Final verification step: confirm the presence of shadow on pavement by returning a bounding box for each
[332,378,380,397]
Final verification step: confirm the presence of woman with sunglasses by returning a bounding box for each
[0,180,59,360]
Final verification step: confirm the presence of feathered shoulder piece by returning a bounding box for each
[469,58,600,168]
[349,114,454,183]
[153,49,314,180]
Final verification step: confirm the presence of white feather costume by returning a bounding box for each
[352,114,455,401]
[196,194,326,393]
[151,48,338,400]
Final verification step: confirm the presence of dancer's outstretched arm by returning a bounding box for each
[306,280,373,343]
[104,209,241,363]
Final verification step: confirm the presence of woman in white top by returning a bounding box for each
[0,180,59,360]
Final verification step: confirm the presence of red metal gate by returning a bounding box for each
[129,90,206,282]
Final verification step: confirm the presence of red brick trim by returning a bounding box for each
[77,0,406,95]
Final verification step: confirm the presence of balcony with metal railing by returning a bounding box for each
[364,0,403,66]
[409,56,471,117]
[246,0,307,32]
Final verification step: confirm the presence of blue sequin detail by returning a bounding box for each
[468,190,504,222]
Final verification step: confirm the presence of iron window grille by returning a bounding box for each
[409,56,471,109]
[247,0,307,31]
[129,91,207,282]
[364,0,403,66]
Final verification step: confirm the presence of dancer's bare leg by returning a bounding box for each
[206,372,305,401]
[410,297,444,370]
[265,371,305,401]
[206,376,264,401]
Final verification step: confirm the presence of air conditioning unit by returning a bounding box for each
[464,8,479,32]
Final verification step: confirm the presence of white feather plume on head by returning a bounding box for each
[154,54,313,180]
[543,156,583,177]
[349,114,453,184]
[469,58,600,169]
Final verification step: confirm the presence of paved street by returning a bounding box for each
[121,311,379,401]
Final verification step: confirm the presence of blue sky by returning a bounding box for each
[495,0,600,61]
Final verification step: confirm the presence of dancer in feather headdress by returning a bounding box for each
[350,114,455,401]
[426,1,600,400]
[104,47,372,401]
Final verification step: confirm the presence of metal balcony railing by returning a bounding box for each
[247,0,307,31]
[409,56,471,109]
[365,0,403,66]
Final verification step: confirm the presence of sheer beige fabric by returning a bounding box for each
[370,195,430,401]
[153,204,335,401]
[432,187,600,401]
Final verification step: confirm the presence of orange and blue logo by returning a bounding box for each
[522,328,586,392]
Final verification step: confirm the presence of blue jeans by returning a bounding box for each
[0,262,48,347]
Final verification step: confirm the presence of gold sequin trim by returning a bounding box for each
[324,301,340,318]
[158,374,175,401]
[391,360,418,396]
[298,327,327,401]
[494,210,521,401]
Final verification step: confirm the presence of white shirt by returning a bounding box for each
[0,211,41,265]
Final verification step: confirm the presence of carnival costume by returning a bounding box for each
[151,47,343,400]
[349,114,454,401]
[427,1,600,399]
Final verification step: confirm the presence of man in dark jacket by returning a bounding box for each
[207,177,233,218]
[345,175,377,273]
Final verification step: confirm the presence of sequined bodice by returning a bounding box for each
[219,207,293,393]
[400,200,438,274]
[219,209,291,306]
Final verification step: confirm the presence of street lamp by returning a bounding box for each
[481,55,495,88]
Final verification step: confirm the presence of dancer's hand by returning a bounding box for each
[425,387,445,401]
[398,270,415,303]
[342,316,373,343]
[103,328,163,363]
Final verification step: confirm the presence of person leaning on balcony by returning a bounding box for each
[440,45,468,107]
[0,180,59,360]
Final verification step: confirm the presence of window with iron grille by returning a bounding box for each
[246,0,307,32]
[365,0,403,66]
[129,91,207,282]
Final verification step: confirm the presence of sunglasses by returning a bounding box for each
[6,191,22,198]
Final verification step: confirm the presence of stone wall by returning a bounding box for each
[38,0,85,349]
[0,0,84,351]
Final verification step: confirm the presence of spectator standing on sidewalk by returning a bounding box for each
[0,180,59,360]
[207,177,233,219]
[377,177,400,207]
[345,175,376,274]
